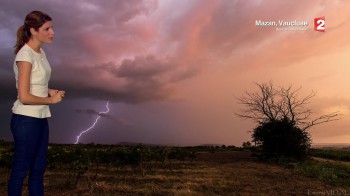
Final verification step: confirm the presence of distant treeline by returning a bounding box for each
[309,148,350,162]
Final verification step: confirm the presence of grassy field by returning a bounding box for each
[1,146,350,195]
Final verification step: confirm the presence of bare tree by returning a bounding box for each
[236,81,341,131]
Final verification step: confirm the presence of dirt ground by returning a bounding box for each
[1,151,349,195]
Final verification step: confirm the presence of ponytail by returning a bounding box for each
[14,25,30,54]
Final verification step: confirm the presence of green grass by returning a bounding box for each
[294,159,350,187]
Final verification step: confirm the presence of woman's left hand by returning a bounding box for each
[58,91,65,98]
[49,89,65,98]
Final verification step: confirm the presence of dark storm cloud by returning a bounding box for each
[0,0,196,104]
[75,108,132,126]
[0,40,16,102]
[113,55,172,78]
[0,51,13,72]
[0,63,16,104]
[75,108,114,119]
[50,54,197,103]
[76,109,101,116]
[0,74,16,103]
[0,3,264,106]
[44,0,157,61]
[1,0,349,105]
[1,0,350,146]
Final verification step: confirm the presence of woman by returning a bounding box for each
[9,11,65,196]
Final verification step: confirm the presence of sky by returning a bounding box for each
[0,0,349,146]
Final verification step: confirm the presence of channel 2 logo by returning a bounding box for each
[314,16,325,32]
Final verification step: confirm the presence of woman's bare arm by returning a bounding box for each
[17,61,62,105]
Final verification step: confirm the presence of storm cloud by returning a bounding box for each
[1,0,349,145]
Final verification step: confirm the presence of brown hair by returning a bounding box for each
[14,11,52,54]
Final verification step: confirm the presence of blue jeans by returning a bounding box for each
[8,114,49,196]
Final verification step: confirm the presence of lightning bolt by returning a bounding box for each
[75,101,110,144]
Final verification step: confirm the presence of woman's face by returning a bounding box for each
[32,21,54,44]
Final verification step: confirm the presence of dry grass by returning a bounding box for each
[1,151,349,195]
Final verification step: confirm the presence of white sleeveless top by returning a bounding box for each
[12,44,52,118]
